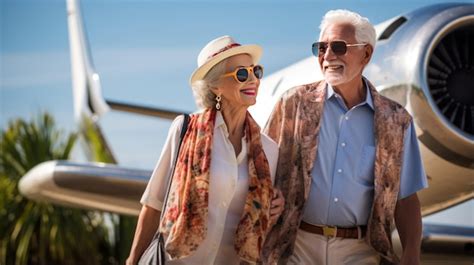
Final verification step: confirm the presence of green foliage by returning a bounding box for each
[80,117,116,164]
[0,113,116,265]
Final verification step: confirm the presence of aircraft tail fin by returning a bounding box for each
[66,0,110,122]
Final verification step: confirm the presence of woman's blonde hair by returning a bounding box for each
[191,59,227,109]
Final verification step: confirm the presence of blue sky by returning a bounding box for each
[3,0,470,126]
[1,0,473,225]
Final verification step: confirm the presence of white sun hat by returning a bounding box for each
[189,35,262,86]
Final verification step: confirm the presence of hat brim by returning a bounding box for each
[189,44,262,87]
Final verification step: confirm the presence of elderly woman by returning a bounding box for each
[126,36,284,265]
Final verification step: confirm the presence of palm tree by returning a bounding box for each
[0,113,115,265]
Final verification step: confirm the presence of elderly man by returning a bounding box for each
[262,9,428,265]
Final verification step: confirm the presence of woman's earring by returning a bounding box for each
[215,95,221,110]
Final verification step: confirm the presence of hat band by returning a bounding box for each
[207,43,241,60]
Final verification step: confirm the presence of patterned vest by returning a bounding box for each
[262,79,412,265]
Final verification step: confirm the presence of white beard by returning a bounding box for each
[323,65,361,87]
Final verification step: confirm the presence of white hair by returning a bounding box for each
[319,9,376,48]
[191,59,227,110]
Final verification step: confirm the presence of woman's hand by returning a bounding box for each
[269,189,285,225]
[127,205,161,265]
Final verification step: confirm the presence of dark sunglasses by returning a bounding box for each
[312,41,367,56]
[221,65,264,83]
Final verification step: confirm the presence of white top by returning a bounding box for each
[141,111,279,265]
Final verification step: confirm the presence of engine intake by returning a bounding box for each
[428,24,474,136]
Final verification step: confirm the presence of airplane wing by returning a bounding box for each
[18,161,474,260]
[392,223,474,262]
[421,223,474,253]
[19,160,148,216]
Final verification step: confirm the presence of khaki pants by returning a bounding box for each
[288,228,380,265]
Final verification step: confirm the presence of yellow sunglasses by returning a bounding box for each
[221,65,264,83]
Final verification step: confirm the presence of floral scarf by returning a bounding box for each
[160,108,274,263]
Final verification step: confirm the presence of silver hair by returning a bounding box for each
[191,59,227,110]
[319,9,376,49]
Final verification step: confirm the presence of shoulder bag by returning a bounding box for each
[138,114,190,265]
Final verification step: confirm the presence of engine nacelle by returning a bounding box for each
[366,3,474,165]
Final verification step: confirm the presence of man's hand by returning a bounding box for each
[269,189,285,226]
[395,193,422,265]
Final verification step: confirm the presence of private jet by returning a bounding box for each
[19,0,474,262]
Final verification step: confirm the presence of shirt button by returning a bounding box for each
[337,169,342,173]
[334,197,339,202]
[341,142,346,147]
[221,202,227,208]
[345,116,349,120]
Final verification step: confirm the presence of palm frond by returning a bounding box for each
[0,112,116,265]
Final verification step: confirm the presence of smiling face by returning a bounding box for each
[318,23,372,89]
[213,53,260,110]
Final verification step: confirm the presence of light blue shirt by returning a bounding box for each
[302,80,428,227]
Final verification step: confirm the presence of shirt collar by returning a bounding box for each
[326,78,374,110]
[215,110,225,128]
[215,110,247,163]
[215,111,233,138]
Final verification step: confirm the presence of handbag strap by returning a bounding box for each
[159,113,189,221]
